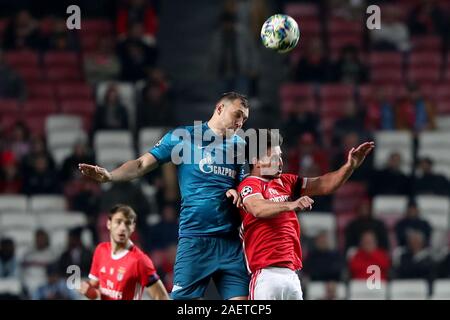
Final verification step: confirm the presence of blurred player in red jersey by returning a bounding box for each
[79,204,169,300]
[237,130,374,300]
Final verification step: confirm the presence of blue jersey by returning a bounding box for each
[149,122,247,237]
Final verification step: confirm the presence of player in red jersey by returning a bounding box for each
[237,130,374,300]
[79,204,169,300]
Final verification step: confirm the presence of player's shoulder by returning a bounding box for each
[280,173,298,181]
[130,244,151,260]
[94,242,110,254]
[238,175,265,190]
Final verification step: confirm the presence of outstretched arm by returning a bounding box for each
[303,141,375,197]
[146,279,170,300]
[79,153,159,183]
[243,194,314,219]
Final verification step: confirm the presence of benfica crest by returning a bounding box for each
[117,267,126,281]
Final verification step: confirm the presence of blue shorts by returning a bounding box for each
[171,235,250,300]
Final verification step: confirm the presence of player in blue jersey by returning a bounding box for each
[79,92,250,300]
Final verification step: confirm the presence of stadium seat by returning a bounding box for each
[4,50,39,67]
[319,84,354,100]
[369,52,403,68]
[139,127,166,154]
[436,116,450,131]
[96,82,136,128]
[47,129,87,151]
[298,212,336,248]
[372,195,408,228]
[46,115,83,134]
[56,83,92,100]
[96,148,135,171]
[348,280,388,300]
[418,132,450,150]
[29,195,67,212]
[37,211,87,230]
[27,83,55,99]
[389,280,429,300]
[431,279,450,300]
[370,67,404,85]
[94,130,133,150]
[409,52,442,68]
[327,17,362,35]
[280,83,316,101]
[333,182,367,213]
[0,213,37,230]
[0,278,22,297]
[285,3,319,17]
[46,67,83,82]
[416,195,450,248]
[306,281,347,300]
[51,147,74,167]
[23,99,58,116]
[15,66,43,82]
[407,67,441,85]
[43,52,79,67]
[80,34,98,52]
[80,19,113,34]
[0,99,20,116]
[411,36,442,52]
[60,99,95,116]
[0,195,28,212]
[329,35,363,53]
[1,228,34,247]
[374,131,414,174]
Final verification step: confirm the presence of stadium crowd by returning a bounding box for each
[1,0,450,299]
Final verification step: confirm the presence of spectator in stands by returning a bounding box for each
[303,231,344,281]
[0,238,19,278]
[364,87,396,131]
[395,84,436,132]
[83,35,121,86]
[345,199,389,251]
[332,100,366,145]
[0,49,26,100]
[93,84,129,131]
[209,11,258,96]
[32,263,78,300]
[287,133,329,176]
[395,201,432,247]
[146,203,179,252]
[137,80,173,129]
[44,17,80,51]
[22,153,61,195]
[408,0,449,39]
[22,230,58,287]
[369,152,411,196]
[413,157,449,196]
[58,227,92,278]
[370,6,411,52]
[332,45,369,84]
[319,281,342,300]
[332,132,372,182]
[348,230,390,280]
[294,39,332,83]
[21,136,56,177]
[60,138,95,183]
[2,10,43,50]
[116,0,158,45]
[437,251,450,278]
[394,230,434,280]
[0,151,22,193]
[5,122,30,161]
[282,98,320,148]
[117,22,158,82]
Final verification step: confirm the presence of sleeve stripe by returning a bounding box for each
[242,193,262,203]
[88,274,99,281]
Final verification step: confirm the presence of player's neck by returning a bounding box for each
[111,239,131,255]
[207,119,226,136]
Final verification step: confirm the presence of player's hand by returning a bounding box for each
[290,196,314,212]
[79,281,91,295]
[226,189,243,208]
[347,141,375,169]
[78,163,113,183]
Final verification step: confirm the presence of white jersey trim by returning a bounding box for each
[242,193,262,203]
[111,240,133,260]
[88,274,99,281]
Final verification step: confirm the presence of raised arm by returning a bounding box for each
[303,141,374,197]
[79,152,159,183]
[79,279,100,300]
[243,194,314,219]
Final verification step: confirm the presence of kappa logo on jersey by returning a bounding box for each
[241,186,253,197]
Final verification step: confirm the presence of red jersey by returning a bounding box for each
[88,241,159,300]
[237,174,307,274]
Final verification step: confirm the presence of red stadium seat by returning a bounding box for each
[80,34,99,52]
[56,83,93,100]
[411,36,442,52]
[370,67,405,85]
[80,19,113,34]
[23,99,58,116]
[319,84,354,100]
[43,52,79,67]
[329,34,363,53]
[280,83,315,101]
[27,83,55,99]
[0,114,21,132]
[281,97,316,118]
[328,17,363,35]
[23,115,47,137]
[15,66,43,82]
[4,50,39,68]
[409,52,443,68]
[0,18,8,35]
[0,99,20,116]
[407,67,441,84]
[369,52,404,68]
[435,84,450,99]
[445,65,450,82]
[285,3,319,17]
[46,67,83,82]
[60,99,95,115]
[436,97,450,114]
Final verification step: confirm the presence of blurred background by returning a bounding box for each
[0,0,450,300]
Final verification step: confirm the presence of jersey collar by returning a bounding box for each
[110,240,133,260]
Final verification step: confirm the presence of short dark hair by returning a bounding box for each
[218,92,249,109]
[245,129,283,170]
[109,204,137,223]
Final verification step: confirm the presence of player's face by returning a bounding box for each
[259,146,283,179]
[219,99,249,134]
[107,212,135,245]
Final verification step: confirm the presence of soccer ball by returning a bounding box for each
[260,14,300,53]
